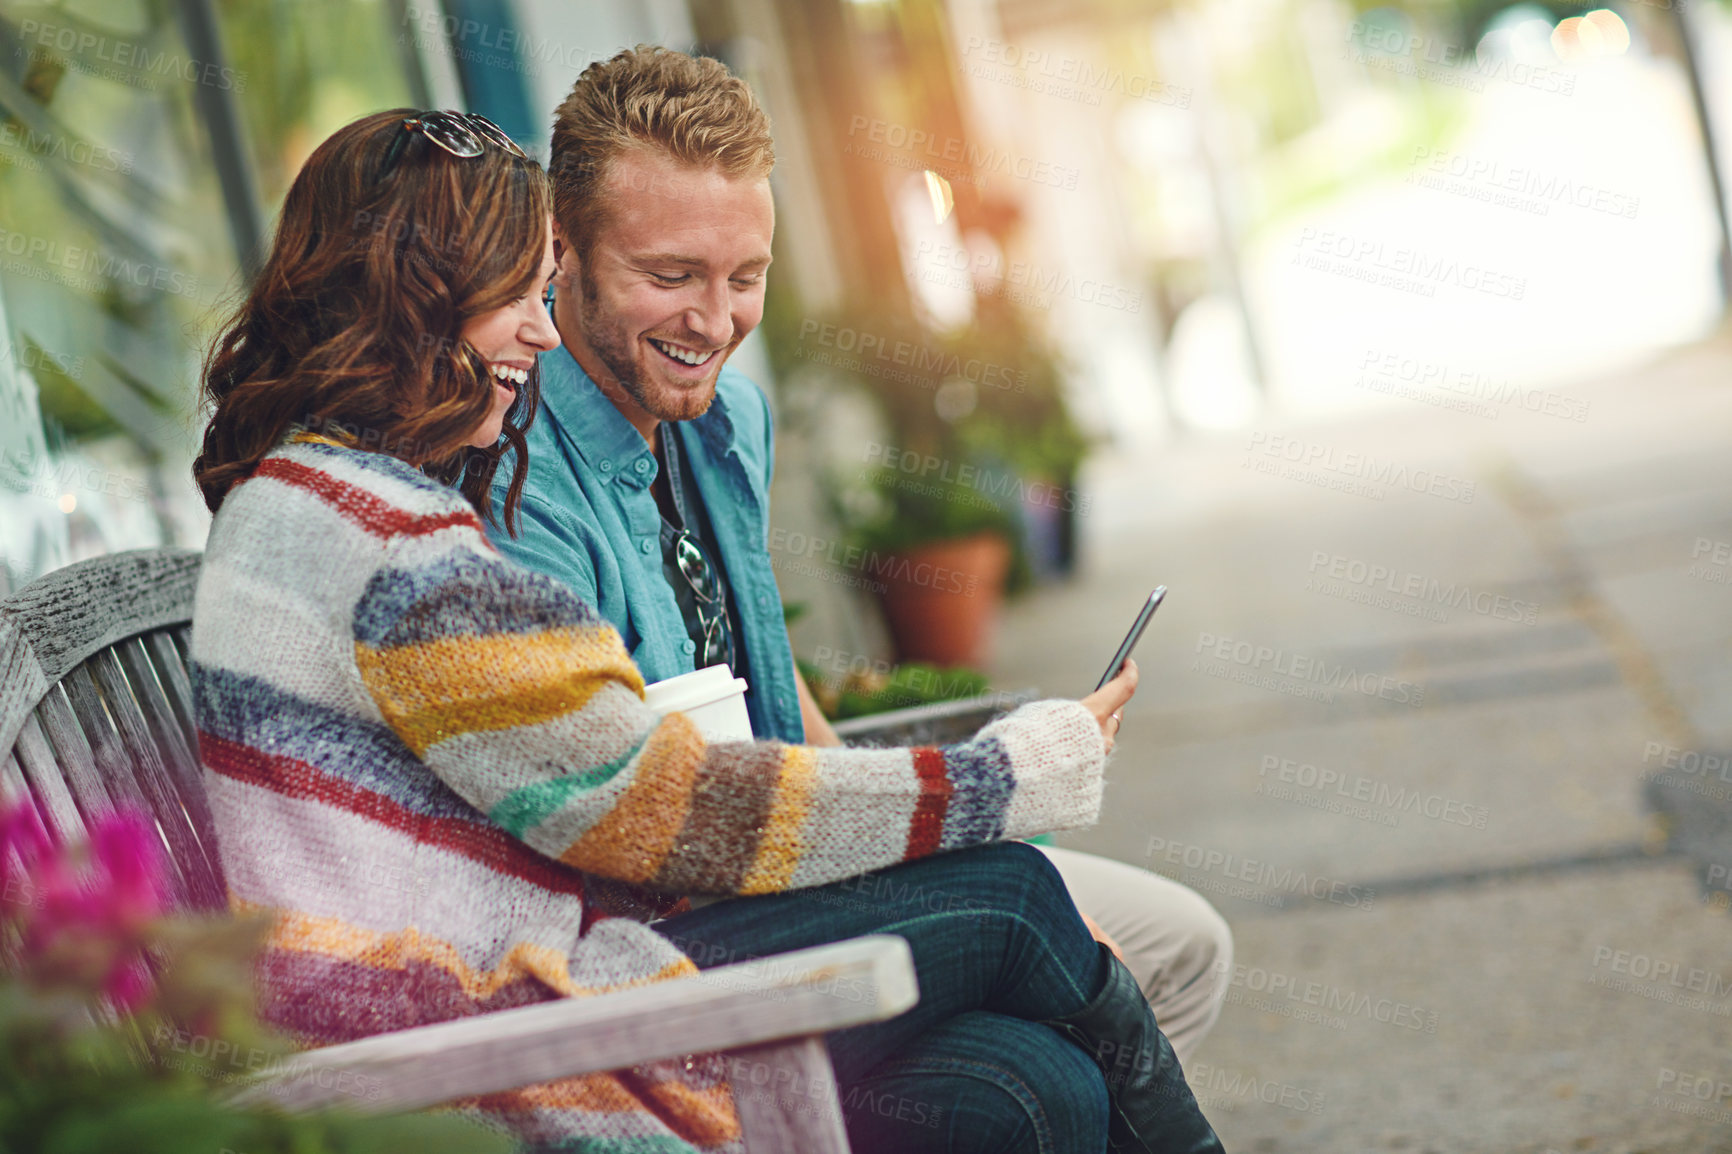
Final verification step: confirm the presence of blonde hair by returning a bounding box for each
[550,45,774,251]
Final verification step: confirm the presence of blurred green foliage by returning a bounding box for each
[217,0,417,209]
[798,655,991,720]
[0,0,416,461]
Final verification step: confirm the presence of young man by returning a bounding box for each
[492,45,1233,1063]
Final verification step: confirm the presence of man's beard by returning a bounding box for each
[578,267,718,423]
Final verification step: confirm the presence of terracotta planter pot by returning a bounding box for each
[875,532,1013,668]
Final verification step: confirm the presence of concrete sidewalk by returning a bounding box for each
[990,333,1732,1153]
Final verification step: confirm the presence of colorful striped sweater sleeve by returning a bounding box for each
[355,499,1105,897]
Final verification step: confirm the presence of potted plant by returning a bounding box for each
[778,307,1088,667]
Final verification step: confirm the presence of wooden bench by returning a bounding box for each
[0,547,918,1152]
[834,689,1039,748]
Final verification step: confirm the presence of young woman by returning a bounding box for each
[190,109,1220,1154]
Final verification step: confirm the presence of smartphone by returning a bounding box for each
[1096,586,1167,690]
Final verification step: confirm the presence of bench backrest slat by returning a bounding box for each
[117,635,217,856]
[84,649,225,909]
[0,755,27,969]
[61,663,223,911]
[9,713,87,847]
[58,665,192,903]
[143,632,199,767]
[2,749,32,817]
[32,682,121,828]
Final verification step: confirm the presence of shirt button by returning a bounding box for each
[599,460,613,472]
[681,640,695,655]
[640,539,655,554]
[635,459,650,473]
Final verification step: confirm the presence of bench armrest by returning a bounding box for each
[228,934,918,1114]
[832,690,1039,748]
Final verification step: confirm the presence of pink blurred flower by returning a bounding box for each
[0,801,50,891]
[0,802,169,1010]
[87,811,168,928]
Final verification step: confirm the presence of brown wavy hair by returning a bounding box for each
[194,109,551,532]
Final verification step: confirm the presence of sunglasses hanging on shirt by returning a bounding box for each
[656,432,738,671]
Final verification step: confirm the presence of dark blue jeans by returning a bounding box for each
[654,841,1113,1154]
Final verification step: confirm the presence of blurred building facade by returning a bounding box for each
[3,0,1728,669]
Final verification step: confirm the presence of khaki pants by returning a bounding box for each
[1037,844,1234,1065]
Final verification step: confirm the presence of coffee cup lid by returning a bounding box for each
[643,665,750,714]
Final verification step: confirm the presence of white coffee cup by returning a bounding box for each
[642,665,753,741]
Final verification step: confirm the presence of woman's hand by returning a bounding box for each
[1080,658,1138,756]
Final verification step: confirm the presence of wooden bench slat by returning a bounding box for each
[730,1037,852,1153]
[0,795,26,971]
[2,750,30,809]
[57,665,200,908]
[86,650,225,910]
[1,750,47,973]
[117,637,215,848]
[169,625,192,677]
[142,630,199,756]
[0,619,49,760]
[9,712,88,846]
[32,683,120,829]
[1,748,61,867]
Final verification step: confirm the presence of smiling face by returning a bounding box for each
[460,218,561,449]
[552,148,774,439]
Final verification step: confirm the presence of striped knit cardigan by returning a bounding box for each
[190,436,1107,1152]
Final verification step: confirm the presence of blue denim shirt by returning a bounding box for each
[488,342,804,743]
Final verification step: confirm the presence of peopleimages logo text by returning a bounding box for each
[798,319,1028,392]
[960,36,1191,108]
[845,116,1080,190]
[1259,755,1488,829]
[16,18,246,91]
[0,122,132,174]
[1194,631,1425,707]
[1216,962,1439,1032]
[865,442,1088,514]
[767,527,978,595]
[1409,147,1639,219]
[1144,836,1376,909]
[1243,432,1476,504]
[1292,228,1527,300]
[1356,348,1590,423]
[0,226,200,298]
[1307,551,1536,625]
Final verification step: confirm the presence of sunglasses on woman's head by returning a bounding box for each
[380,110,526,179]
